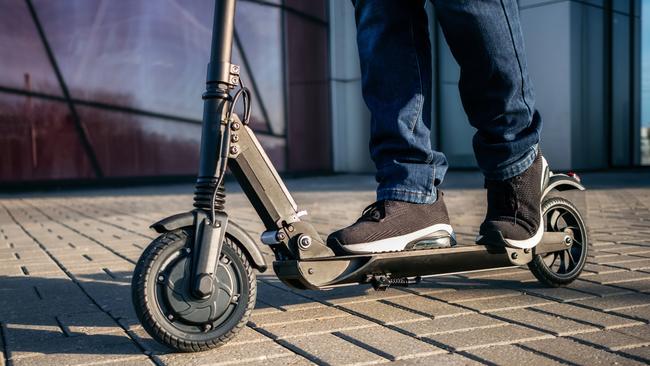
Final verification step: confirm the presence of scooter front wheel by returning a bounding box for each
[131,229,256,352]
[528,197,589,287]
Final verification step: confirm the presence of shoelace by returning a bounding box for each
[359,201,385,222]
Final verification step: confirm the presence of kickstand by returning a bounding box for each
[368,274,422,291]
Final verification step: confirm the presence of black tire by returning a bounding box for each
[131,229,256,352]
[528,197,589,287]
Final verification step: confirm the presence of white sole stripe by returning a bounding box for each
[342,224,455,254]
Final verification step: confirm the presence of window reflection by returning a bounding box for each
[0,93,94,180]
[0,0,322,181]
[32,0,214,120]
[76,106,201,177]
[235,1,285,135]
[0,1,63,95]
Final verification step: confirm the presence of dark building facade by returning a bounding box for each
[0,0,330,183]
[1,0,645,185]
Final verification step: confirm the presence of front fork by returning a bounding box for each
[190,111,335,298]
[189,0,332,298]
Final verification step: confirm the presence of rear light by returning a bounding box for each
[567,171,581,182]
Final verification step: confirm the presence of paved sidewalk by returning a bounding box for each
[1,172,650,365]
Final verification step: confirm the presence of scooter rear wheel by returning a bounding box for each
[131,229,256,352]
[529,197,588,287]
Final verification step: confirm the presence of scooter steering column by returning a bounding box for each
[191,0,240,299]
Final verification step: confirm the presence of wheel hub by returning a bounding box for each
[158,250,236,326]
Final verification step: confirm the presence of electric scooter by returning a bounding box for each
[131,0,589,352]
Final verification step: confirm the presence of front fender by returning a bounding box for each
[543,173,585,197]
[150,211,267,272]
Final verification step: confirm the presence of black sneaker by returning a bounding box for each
[327,192,456,254]
[476,152,549,249]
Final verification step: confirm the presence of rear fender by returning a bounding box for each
[543,173,585,198]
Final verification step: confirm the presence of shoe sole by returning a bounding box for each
[476,156,549,250]
[340,224,455,254]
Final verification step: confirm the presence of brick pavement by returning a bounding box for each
[1,172,650,365]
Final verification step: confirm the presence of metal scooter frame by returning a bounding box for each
[151,0,586,295]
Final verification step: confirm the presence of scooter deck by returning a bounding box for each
[274,232,570,289]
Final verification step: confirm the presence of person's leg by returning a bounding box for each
[354,0,447,204]
[432,0,546,248]
[327,0,454,254]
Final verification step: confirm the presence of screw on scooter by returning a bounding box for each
[131,0,589,352]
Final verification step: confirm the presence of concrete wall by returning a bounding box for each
[329,1,373,173]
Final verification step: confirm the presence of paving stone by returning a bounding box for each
[298,284,413,305]
[583,263,625,274]
[341,300,428,325]
[612,304,650,322]
[612,278,650,293]
[619,346,650,363]
[461,294,553,313]
[393,313,505,337]
[256,283,324,311]
[589,255,650,265]
[601,246,650,256]
[156,340,293,366]
[521,337,647,365]
[581,270,650,285]
[249,306,349,327]
[428,287,521,304]
[260,314,376,339]
[608,259,650,271]
[11,354,149,366]
[573,293,650,311]
[382,295,473,319]
[495,308,599,336]
[391,352,483,365]
[282,333,386,365]
[534,303,644,329]
[56,311,123,336]
[469,344,565,366]
[336,326,445,360]
[616,324,650,341]
[512,283,595,302]
[7,331,141,364]
[570,279,632,297]
[235,355,313,366]
[570,326,650,351]
[423,324,552,351]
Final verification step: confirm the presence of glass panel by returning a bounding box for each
[76,106,287,176]
[31,0,286,136]
[76,106,201,177]
[232,45,271,133]
[32,0,214,120]
[235,1,285,135]
[0,93,94,181]
[642,0,650,165]
[0,1,63,95]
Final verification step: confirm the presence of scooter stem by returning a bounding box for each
[190,0,239,298]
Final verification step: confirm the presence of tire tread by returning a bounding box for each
[131,229,256,352]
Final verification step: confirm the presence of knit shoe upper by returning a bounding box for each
[477,152,549,249]
[327,192,455,254]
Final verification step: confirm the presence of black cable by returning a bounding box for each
[210,79,252,222]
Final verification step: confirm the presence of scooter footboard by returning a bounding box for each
[274,231,571,290]
[274,245,512,289]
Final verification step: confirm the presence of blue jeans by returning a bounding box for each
[352,0,542,204]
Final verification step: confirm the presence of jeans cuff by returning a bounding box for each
[483,145,538,180]
[377,187,437,204]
